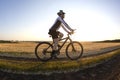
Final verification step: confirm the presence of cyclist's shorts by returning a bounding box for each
[48,30,60,39]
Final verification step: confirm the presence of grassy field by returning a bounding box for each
[0,49,119,74]
[0,41,120,57]
[0,41,120,74]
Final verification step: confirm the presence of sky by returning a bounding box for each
[0,0,120,41]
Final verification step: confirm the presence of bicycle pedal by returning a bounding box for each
[57,51,60,55]
[58,44,61,47]
[52,55,58,59]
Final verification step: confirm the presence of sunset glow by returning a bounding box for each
[0,0,119,41]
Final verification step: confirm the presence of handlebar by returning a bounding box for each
[60,29,76,41]
[68,29,76,35]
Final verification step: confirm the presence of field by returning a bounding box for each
[0,41,120,58]
[0,41,120,75]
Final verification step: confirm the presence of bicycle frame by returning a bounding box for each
[45,34,74,53]
[57,34,73,51]
[35,31,84,61]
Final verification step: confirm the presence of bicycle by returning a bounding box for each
[35,31,83,62]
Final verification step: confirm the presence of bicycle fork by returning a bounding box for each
[69,38,76,52]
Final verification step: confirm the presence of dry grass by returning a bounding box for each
[0,42,36,53]
[0,41,120,53]
[0,41,120,58]
[0,41,120,73]
[82,42,120,52]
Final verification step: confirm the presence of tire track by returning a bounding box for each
[0,51,119,80]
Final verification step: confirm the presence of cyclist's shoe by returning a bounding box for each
[58,44,61,48]
[51,50,59,59]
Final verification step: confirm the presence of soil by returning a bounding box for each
[0,54,120,80]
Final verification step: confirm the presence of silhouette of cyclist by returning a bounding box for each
[48,10,74,57]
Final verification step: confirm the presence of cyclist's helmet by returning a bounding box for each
[57,10,65,16]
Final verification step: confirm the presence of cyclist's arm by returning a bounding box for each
[58,17,73,31]
[61,23,70,33]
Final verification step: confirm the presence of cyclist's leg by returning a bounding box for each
[52,38,59,58]
[53,31,64,51]
[50,30,59,56]
[53,38,59,51]
[58,31,64,40]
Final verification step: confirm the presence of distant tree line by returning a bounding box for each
[0,40,19,43]
[94,39,120,43]
[103,39,120,42]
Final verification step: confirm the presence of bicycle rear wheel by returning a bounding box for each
[35,42,53,61]
[66,41,83,60]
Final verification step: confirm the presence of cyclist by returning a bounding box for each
[48,10,74,57]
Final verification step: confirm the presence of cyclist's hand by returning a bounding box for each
[68,29,76,35]
[71,31,74,34]
[72,29,76,32]
[68,31,74,35]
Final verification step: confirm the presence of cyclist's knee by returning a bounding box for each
[59,32,64,38]
[53,38,59,50]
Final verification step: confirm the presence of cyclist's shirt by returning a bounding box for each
[49,16,73,33]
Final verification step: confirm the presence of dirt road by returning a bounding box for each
[0,51,119,80]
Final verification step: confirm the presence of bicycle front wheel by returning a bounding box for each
[35,42,53,61]
[66,41,83,60]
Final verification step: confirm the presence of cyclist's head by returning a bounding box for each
[57,10,65,18]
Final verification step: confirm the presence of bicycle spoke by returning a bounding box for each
[35,42,53,61]
[66,41,83,60]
